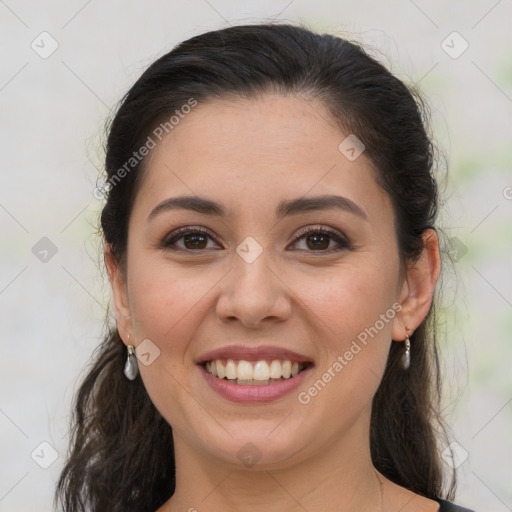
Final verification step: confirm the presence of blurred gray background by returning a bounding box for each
[1,1,511,510]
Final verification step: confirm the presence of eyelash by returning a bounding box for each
[160,225,352,253]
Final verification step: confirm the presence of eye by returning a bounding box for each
[160,226,220,251]
[160,225,352,253]
[289,226,352,253]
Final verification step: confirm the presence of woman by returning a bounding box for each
[55,22,476,512]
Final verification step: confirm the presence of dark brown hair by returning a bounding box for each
[55,21,456,511]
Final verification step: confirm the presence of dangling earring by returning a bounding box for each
[401,329,411,370]
[124,335,139,380]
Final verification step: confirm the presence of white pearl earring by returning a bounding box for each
[401,331,411,370]
[124,335,139,380]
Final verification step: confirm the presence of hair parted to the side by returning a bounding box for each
[55,21,456,512]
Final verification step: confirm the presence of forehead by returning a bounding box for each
[156,94,342,170]
[131,94,392,225]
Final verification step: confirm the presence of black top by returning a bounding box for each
[435,497,476,512]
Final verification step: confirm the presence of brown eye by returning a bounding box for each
[160,226,351,254]
[290,227,351,253]
[181,232,209,250]
[161,227,220,251]
[305,232,330,250]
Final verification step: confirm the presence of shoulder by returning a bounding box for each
[434,497,477,512]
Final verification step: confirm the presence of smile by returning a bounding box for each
[199,360,314,402]
[204,358,311,385]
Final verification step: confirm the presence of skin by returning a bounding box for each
[106,93,441,512]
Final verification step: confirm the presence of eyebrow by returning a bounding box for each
[147,194,368,223]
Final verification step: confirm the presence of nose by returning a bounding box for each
[215,245,292,329]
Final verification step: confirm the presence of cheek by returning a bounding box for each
[127,261,213,354]
[293,270,396,425]
[291,259,398,407]
[126,262,219,424]
[294,259,398,345]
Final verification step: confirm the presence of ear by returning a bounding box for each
[392,229,441,340]
[104,243,132,346]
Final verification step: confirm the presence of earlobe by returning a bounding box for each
[104,244,132,344]
[391,229,441,341]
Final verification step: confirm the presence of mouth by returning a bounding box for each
[201,358,314,386]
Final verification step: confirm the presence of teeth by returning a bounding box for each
[269,360,281,379]
[216,360,225,379]
[237,360,253,380]
[282,360,291,378]
[253,361,269,380]
[205,359,307,381]
[225,359,237,380]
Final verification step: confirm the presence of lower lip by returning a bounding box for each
[199,364,313,403]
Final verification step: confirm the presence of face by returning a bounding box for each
[108,93,432,470]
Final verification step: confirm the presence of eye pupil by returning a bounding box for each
[307,233,330,250]
[184,233,207,250]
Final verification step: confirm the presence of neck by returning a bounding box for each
[167,417,385,512]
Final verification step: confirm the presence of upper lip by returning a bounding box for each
[195,345,313,364]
